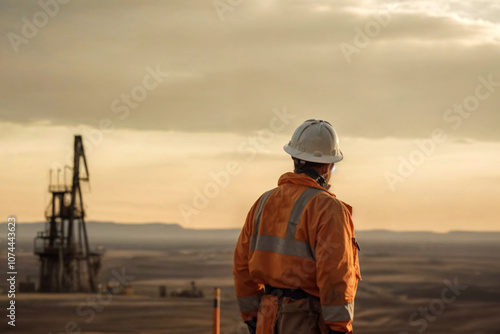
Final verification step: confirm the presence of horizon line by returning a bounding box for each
[2,221,500,234]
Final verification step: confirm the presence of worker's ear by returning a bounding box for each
[318,163,333,175]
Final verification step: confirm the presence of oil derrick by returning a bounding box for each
[34,135,102,292]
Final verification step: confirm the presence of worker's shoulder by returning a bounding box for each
[253,187,277,206]
[310,190,352,215]
[311,190,342,206]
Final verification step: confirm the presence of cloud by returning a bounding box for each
[0,0,499,141]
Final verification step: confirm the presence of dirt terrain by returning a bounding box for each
[1,240,499,334]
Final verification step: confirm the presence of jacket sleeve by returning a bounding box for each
[314,199,358,333]
[233,199,265,322]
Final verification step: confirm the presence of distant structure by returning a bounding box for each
[171,281,204,298]
[34,135,102,292]
[105,281,134,296]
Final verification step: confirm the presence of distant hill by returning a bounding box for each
[1,222,499,249]
[0,221,241,247]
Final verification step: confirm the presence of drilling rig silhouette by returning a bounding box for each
[34,135,102,292]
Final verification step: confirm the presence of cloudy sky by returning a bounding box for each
[1,0,499,231]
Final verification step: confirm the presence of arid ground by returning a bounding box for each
[1,239,499,334]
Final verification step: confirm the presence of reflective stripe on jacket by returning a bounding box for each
[233,172,361,333]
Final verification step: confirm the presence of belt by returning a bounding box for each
[264,285,309,300]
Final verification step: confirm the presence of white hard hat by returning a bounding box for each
[283,119,343,164]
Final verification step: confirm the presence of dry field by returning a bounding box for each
[1,240,499,334]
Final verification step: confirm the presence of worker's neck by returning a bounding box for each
[294,168,328,189]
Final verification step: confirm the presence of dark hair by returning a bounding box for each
[292,158,327,173]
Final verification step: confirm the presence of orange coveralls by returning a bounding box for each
[233,172,361,333]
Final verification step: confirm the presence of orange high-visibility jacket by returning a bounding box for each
[233,172,361,333]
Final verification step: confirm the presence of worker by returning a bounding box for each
[233,119,361,334]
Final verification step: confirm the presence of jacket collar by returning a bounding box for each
[277,172,353,215]
[278,172,335,197]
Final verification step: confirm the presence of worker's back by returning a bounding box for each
[234,172,360,334]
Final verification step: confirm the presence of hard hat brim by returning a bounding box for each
[283,144,343,164]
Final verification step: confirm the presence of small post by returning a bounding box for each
[159,285,167,298]
[213,287,220,334]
